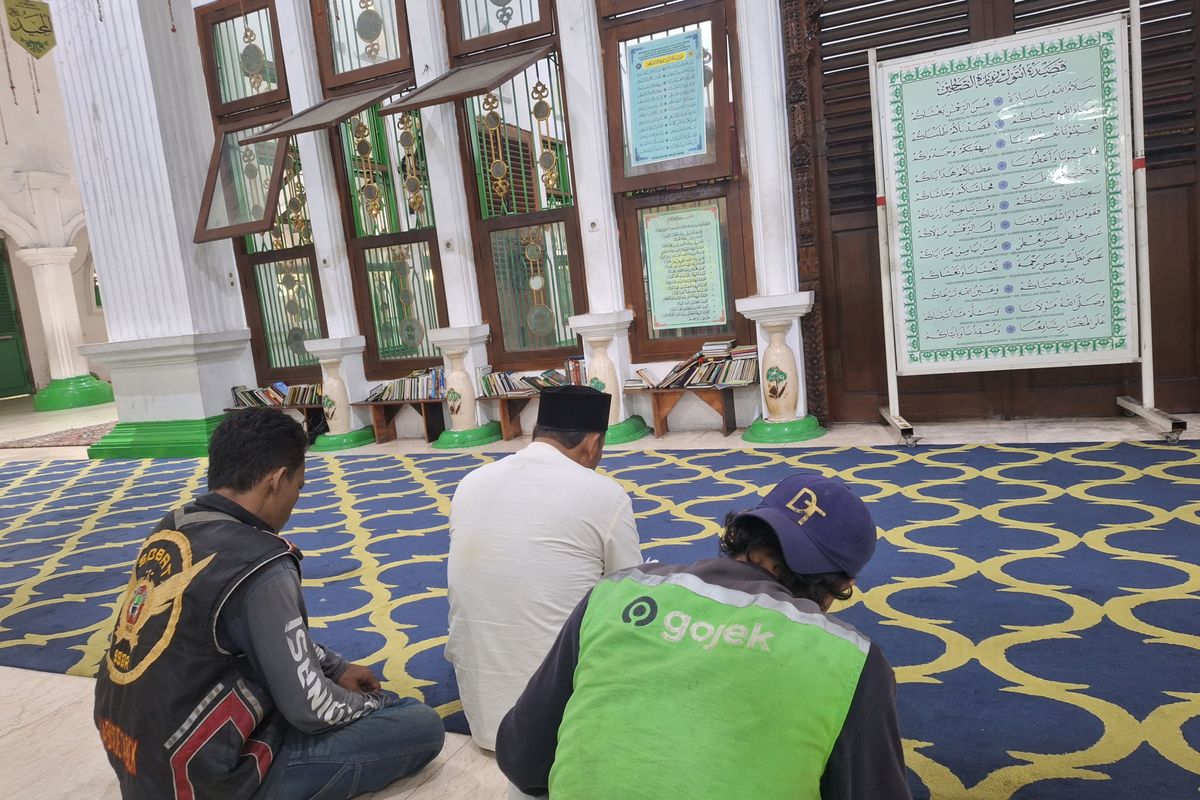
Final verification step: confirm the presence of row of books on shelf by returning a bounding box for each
[636,341,759,389]
[366,367,446,401]
[232,383,322,408]
[478,365,566,397]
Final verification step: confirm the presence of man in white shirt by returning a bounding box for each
[446,385,644,751]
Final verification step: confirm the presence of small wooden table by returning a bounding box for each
[352,399,446,444]
[632,386,748,438]
[477,394,535,441]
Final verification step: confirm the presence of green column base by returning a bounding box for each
[34,374,114,412]
[310,426,375,452]
[88,415,225,459]
[605,415,651,446]
[432,421,503,450]
[742,415,825,444]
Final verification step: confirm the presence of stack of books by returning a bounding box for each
[638,341,760,389]
[520,369,568,392]
[365,368,446,401]
[701,339,735,359]
[479,370,535,397]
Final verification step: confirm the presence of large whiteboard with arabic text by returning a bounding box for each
[875,15,1138,375]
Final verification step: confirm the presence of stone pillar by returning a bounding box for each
[568,310,650,444]
[427,325,502,448]
[55,0,258,457]
[735,293,824,442]
[14,246,113,411]
[272,2,373,439]
[555,0,626,313]
[305,337,374,452]
[735,0,799,298]
[406,0,485,327]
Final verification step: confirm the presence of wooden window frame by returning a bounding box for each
[236,243,329,384]
[472,207,590,371]
[197,0,291,118]
[350,230,450,378]
[618,180,754,362]
[310,0,414,91]
[601,0,734,193]
[195,109,292,244]
[449,44,588,371]
[442,0,555,57]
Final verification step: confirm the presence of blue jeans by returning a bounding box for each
[254,698,446,800]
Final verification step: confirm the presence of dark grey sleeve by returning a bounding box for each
[495,591,590,796]
[820,643,913,800]
[218,561,397,735]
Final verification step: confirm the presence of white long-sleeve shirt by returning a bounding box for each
[446,442,644,749]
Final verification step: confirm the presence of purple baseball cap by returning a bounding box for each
[735,473,877,577]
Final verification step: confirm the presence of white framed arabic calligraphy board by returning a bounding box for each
[874,14,1138,375]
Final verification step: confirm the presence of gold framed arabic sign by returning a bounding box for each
[6,0,53,58]
[875,14,1138,375]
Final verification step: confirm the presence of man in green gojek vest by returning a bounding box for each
[496,472,912,800]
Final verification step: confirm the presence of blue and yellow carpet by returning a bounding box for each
[1,443,1198,798]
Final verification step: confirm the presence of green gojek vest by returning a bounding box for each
[549,570,870,800]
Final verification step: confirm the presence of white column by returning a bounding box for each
[272,1,359,340]
[406,0,484,327]
[555,0,625,313]
[14,247,88,380]
[53,0,257,421]
[735,0,799,297]
[736,293,814,420]
[272,2,372,432]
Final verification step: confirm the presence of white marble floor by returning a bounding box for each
[0,666,504,800]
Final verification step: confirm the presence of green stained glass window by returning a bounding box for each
[252,257,322,369]
[464,53,574,220]
[339,106,433,237]
[364,242,441,360]
[490,222,577,353]
[321,0,409,77]
[211,6,281,106]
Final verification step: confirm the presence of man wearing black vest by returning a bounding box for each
[94,408,444,800]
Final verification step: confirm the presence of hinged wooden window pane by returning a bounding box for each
[194,121,290,244]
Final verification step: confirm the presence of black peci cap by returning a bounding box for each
[536,385,611,433]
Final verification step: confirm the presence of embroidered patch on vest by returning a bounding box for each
[106,530,215,685]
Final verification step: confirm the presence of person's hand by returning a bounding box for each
[337,663,381,694]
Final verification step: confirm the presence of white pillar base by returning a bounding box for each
[79,330,257,422]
